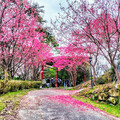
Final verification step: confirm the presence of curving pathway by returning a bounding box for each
[17,88,120,120]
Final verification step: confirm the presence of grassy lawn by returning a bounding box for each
[73,95,120,118]
[0,89,38,119]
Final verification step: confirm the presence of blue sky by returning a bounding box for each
[31,0,67,26]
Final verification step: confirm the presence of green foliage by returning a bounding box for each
[44,67,56,78]
[77,70,84,84]
[96,69,114,84]
[96,77,108,84]
[43,30,59,47]
[58,69,69,80]
[0,80,41,95]
[13,76,23,80]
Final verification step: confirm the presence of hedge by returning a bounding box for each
[0,80,41,95]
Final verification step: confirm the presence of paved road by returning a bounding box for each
[17,89,119,120]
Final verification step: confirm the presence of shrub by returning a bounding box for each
[0,80,41,95]
[96,70,114,85]
[96,76,108,84]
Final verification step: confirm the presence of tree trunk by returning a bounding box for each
[9,70,13,80]
[67,70,74,86]
[114,67,120,84]
[69,71,74,86]
[4,67,8,83]
[111,62,120,83]
[92,67,96,86]
[68,72,72,83]
[32,66,38,81]
[73,65,77,86]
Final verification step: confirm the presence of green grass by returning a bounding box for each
[73,96,120,118]
[0,89,37,113]
[65,87,76,90]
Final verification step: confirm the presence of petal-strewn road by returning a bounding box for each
[17,89,119,120]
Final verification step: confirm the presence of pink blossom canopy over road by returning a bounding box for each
[52,43,89,70]
[26,42,53,66]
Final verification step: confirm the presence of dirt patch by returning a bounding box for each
[0,99,19,120]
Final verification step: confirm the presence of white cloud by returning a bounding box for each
[29,0,95,27]
[30,0,66,26]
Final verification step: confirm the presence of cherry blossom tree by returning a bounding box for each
[52,0,120,83]
[0,0,48,82]
[71,30,100,85]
